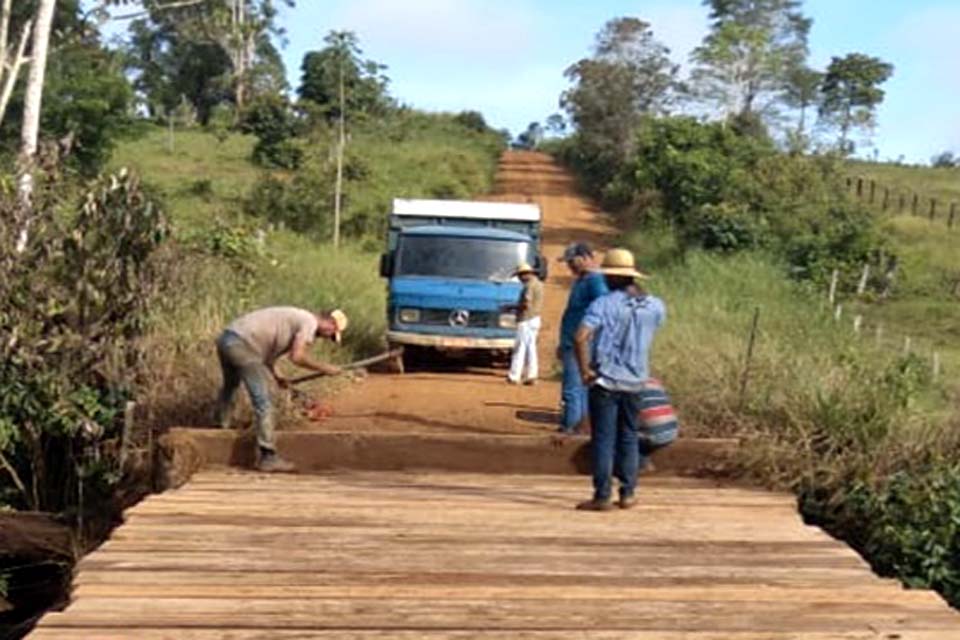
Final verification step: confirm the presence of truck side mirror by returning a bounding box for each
[537,255,548,281]
[379,252,393,278]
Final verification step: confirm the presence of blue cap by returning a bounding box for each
[558,242,593,262]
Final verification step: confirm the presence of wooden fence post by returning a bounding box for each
[912,193,919,215]
[857,264,870,295]
[857,178,864,198]
[929,198,937,220]
[899,193,906,213]
[853,315,863,334]
[869,180,876,204]
[738,307,761,411]
[828,269,839,305]
[933,352,942,381]
[882,187,890,211]
[949,203,957,229]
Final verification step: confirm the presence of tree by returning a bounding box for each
[2,2,133,174]
[121,1,293,119]
[561,17,678,161]
[15,0,57,253]
[689,0,811,127]
[818,53,893,154]
[0,0,33,127]
[514,121,544,150]
[297,30,391,123]
[931,151,956,169]
[782,64,822,150]
[545,113,567,136]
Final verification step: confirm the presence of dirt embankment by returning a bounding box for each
[302,152,613,436]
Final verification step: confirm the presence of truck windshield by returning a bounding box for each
[396,236,532,281]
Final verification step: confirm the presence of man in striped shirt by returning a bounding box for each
[573,248,666,511]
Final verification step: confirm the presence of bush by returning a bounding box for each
[240,95,303,169]
[0,168,169,512]
[807,464,960,607]
[556,116,888,287]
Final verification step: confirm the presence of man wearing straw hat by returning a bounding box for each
[214,307,349,472]
[503,262,544,385]
[573,249,666,511]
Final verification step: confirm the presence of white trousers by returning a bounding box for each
[508,316,541,382]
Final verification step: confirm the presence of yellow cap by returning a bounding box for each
[329,309,348,343]
[515,262,536,275]
[599,248,649,279]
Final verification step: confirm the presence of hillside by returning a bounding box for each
[840,162,960,378]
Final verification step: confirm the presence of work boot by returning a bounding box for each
[256,449,296,473]
[575,498,615,512]
[618,495,638,510]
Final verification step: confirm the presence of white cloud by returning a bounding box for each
[330,0,539,63]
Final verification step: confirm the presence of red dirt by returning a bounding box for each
[298,152,613,436]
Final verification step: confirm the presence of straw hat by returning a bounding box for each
[329,309,349,343]
[515,262,536,276]
[599,248,649,279]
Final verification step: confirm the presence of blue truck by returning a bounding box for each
[379,198,546,369]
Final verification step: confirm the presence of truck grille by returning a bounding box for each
[416,309,499,328]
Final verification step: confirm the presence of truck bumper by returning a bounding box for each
[387,331,515,350]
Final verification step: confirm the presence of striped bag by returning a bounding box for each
[637,378,679,452]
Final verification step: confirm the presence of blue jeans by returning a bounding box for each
[560,348,589,431]
[588,385,641,502]
[214,330,275,451]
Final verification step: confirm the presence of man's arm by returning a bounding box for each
[289,336,343,376]
[270,362,289,388]
[574,325,597,386]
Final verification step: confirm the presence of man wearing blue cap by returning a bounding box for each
[557,242,608,434]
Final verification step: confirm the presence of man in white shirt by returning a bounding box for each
[215,307,348,472]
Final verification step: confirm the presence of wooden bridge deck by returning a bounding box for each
[32,470,960,639]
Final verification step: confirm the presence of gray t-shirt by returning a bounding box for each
[227,306,318,366]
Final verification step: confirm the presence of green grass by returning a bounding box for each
[631,230,948,446]
[834,162,960,385]
[848,160,960,210]
[111,126,260,229]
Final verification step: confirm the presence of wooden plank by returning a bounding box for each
[30,471,960,637]
[73,569,908,590]
[77,553,869,576]
[29,629,960,640]
[35,597,960,631]
[72,583,946,607]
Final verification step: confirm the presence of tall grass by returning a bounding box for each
[630,229,955,488]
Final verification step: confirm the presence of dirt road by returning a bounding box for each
[314,152,612,435]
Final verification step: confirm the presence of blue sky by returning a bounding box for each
[113,1,960,163]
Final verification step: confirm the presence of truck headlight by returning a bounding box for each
[398,308,420,323]
[499,313,517,329]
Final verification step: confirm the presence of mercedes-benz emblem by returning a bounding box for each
[449,309,470,327]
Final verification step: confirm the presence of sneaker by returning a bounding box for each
[618,495,638,510]
[506,377,520,385]
[256,451,296,473]
[522,378,538,386]
[575,499,615,512]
